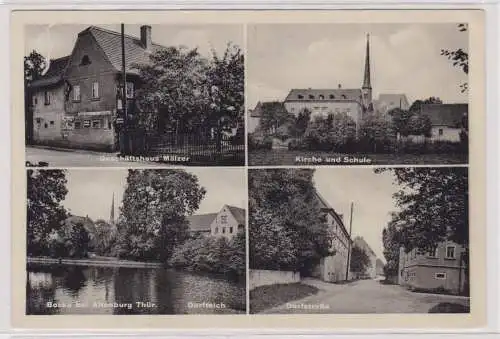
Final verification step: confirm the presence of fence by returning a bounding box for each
[143,131,245,165]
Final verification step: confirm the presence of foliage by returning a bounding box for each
[441,23,468,93]
[258,102,293,134]
[48,218,93,258]
[292,108,312,137]
[407,114,432,138]
[248,134,273,151]
[376,167,469,254]
[382,218,403,278]
[94,219,118,256]
[388,108,432,137]
[24,50,47,82]
[409,97,443,112]
[27,170,68,256]
[359,114,396,152]
[350,245,371,274]
[134,43,244,135]
[303,113,356,151]
[115,169,206,262]
[170,231,246,278]
[249,169,334,273]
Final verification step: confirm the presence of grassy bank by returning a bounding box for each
[27,256,163,268]
[250,283,319,314]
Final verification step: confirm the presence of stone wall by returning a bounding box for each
[249,269,300,290]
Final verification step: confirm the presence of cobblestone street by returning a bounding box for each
[262,278,470,314]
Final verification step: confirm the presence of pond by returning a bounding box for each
[26,263,246,315]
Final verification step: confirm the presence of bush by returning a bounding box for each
[287,138,309,151]
[170,231,246,278]
[248,134,273,151]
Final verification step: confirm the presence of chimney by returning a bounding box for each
[338,84,342,89]
[140,25,152,50]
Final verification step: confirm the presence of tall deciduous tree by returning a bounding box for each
[249,169,334,273]
[382,217,403,278]
[27,170,68,256]
[24,50,46,144]
[441,23,468,93]
[116,169,206,262]
[376,167,468,252]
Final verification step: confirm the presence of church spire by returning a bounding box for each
[362,33,371,90]
[110,192,115,224]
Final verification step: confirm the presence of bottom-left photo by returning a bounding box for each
[25,168,247,315]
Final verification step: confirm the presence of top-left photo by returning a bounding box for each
[24,24,245,167]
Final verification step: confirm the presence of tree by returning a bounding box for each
[47,216,94,258]
[376,167,468,251]
[27,170,68,256]
[24,50,47,144]
[304,113,356,151]
[258,101,293,135]
[116,169,206,262]
[94,219,118,256]
[249,169,334,273]
[382,217,403,278]
[407,114,432,137]
[359,114,396,152]
[441,23,468,93]
[350,245,370,275]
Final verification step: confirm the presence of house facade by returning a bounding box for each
[373,93,410,115]
[187,205,245,240]
[312,192,353,282]
[420,103,468,142]
[29,25,159,151]
[398,241,468,295]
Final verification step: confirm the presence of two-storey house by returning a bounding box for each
[398,241,468,295]
[186,205,246,240]
[29,25,162,151]
[311,191,353,282]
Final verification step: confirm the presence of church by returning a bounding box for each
[249,34,410,134]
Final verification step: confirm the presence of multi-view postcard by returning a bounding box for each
[11,9,486,331]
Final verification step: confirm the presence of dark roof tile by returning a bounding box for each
[420,103,468,127]
[29,56,70,88]
[285,88,363,103]
[186,213,217,232]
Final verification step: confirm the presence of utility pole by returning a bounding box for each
[121,23,128,154]
[345,202,354,281]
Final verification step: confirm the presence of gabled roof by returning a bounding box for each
[374,93,410,112]
[420,103,468,128]
[284,88,363,103]
[225,205,246,225]
[249,101,286,118]
[29,56,70,88]
[186,213,217,233]
[80,26,165,74]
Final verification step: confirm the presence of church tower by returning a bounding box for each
[110,192,115,225]
[362,33,373,113]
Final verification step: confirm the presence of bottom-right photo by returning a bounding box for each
[248,167,469,314]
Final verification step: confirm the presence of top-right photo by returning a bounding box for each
[247,23,469,166]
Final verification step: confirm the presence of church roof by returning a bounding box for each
[284,88,363,103]
[78,26,165,74]
[420,103,468,128]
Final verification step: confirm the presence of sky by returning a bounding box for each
[62,168,246,222]
[247,23,469,109]
[25,24,243,61]
[313,168,401,263]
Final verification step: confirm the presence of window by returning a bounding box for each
[73,85,81,101]
[49,121,54,126]
[80,55,91,66]
[33,96,38,106]
[438,128,444,136]
[329,94,335,99]
[214,227,218,234]
[290,107,295,112]
[446,246,456,259]
[44,91,50,105]
[428,247,438,258]
[92,120,101,129]
[229,227,233,234]
[309,94,315,99]
[222,227,226,234]
[220,215,228,224]
[297,94,304,99]
[44,123,48,128]
[126,82,135,99]
[107,120,112,129]
[341,94,347,99]
[92,82,99,99]
[435,273,447,280]
[83,120,91,128]
[74,121,82,129]
[318,94,324,100]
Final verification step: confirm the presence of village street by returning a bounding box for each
[25,146,168,167]
[262,278,470,314]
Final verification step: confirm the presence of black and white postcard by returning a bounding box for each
[247,23,470,166]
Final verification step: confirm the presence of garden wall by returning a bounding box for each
[249,269,301,290]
